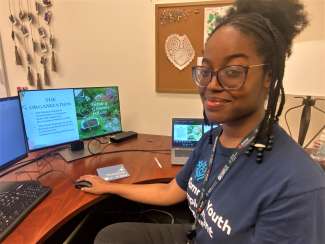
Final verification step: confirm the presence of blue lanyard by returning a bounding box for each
[188,128,258,241]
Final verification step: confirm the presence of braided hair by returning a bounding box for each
[207,0,308,163]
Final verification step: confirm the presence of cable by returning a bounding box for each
[140,209,175,224]
[15,155,55,181]
[36,169,75,184]
[87,138,111,155]
[98,149,171,156]
[303,124,325,149]
[285,97,325,144]
[12,154,74,184]
[284,104,303,137]
[314,106,325,115]
[0,146,68,178]
[86,136,171,156]
[19,146,69,164]
[99,208,175,224]
[0,160,38,178]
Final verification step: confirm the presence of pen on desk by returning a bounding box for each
[154,157,163,168]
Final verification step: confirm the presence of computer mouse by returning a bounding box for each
[74,180,92,189]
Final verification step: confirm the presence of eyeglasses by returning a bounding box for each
[192,64,268,90]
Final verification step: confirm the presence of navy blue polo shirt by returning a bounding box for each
[176,124,325,244]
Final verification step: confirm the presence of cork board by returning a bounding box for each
[155,1,234,93]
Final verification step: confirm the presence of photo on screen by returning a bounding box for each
[174,124,202,142]
[74,87,121,140]
[172,118,204,148]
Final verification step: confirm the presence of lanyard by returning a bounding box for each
[187,128,258,242]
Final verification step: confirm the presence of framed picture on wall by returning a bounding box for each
[0,34,9,97]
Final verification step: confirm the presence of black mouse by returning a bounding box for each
[74,180,92,189]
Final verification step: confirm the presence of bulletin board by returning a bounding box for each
[155,1,234,93]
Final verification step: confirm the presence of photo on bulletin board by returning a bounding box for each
[155,1,234,93]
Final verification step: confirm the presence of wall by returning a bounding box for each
[0,0,324,143]
[0,34,9,98]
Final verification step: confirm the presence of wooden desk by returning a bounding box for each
[1,134,181,244]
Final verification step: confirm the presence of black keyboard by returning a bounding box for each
[0,180,51,241]
[175,149,192,157]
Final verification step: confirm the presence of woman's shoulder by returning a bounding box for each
[263,124,325,196]
[271,124,316,166]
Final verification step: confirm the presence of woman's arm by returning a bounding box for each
[78,175,187,206]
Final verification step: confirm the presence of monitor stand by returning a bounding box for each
[58,141,93,162]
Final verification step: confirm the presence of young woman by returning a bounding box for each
[79,0,325,243]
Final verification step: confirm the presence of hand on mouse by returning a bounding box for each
[77,175,113,194]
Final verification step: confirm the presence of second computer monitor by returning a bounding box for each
[0,96,28,171]
[19,87,122,151]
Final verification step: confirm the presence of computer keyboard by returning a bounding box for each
[175,149,192,157]
[0,180,51,241]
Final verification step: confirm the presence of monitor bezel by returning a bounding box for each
[18,86,123,152]
[0,96,29,172]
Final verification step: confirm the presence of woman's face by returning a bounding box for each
[200,25,270,125]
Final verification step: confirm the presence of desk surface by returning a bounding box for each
[1,134,181,244]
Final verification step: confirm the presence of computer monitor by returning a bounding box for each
[172,118,204,148]
[19,87,122,161]
[172,118,219,148]
[0,96,28,171]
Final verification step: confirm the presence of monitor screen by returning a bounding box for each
[0,96,28,171]
[19,87,122,151]
[172,118,203,148]
[172,118,220,148]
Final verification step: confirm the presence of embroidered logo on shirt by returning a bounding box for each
[195,160,208,182]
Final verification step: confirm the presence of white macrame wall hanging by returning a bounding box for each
[165,34,195,70]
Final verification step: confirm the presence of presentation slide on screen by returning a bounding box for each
[20,89,79,150]
[20,87,122,150]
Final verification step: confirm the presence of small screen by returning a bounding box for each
[19,87,122,151]
[172,119,203,148]
[172,118,219,148]
[0,97,28,171]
